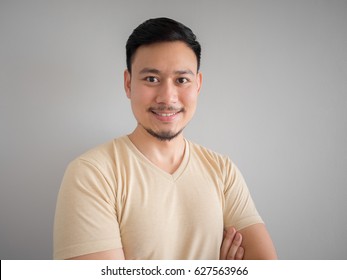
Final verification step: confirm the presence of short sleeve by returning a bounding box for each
[53,158,122,259]
[222,158,264,230]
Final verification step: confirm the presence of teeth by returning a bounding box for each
[159,113,175,117]
[154,112,177,117]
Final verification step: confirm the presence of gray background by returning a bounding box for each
[1,0,346,259]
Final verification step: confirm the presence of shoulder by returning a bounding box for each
[67,136,129,172]
[187,140,246,186]
[187,140,235,176]
[60,136,130,193]
[188,140,230,164]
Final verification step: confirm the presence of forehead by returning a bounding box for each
[131,41,198,73]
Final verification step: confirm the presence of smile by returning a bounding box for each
[153,112,178,117]
[150,109,183,122]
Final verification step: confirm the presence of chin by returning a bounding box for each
[145,127,184,142]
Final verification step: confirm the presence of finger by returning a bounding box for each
[235,246,244,260]
[220,227,236,260]
[226,232,242,260]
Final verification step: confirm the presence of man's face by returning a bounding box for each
[124,41,202,141]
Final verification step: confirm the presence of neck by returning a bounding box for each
[128,126,186,174]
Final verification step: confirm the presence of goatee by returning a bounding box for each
[142,126,184,142]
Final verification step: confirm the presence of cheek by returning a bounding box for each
[182,90,199,107]
[131,85,152,105]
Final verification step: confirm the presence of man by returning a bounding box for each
[53,17,277,260]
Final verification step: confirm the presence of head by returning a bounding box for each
[126,17,201,74]
[124,18,202,142]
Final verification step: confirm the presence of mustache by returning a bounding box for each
[148,105,185,112]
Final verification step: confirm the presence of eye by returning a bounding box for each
[177,77,189,84]
[145,76,159,83]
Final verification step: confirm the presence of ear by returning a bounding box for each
[124,69,131,99]
[196,72,203,95]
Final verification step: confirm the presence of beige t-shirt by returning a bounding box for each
[53,136,263,259]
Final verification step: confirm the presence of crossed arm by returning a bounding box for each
[221,223,277,260]
[69,223,277,260]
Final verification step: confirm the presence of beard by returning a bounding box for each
[140,105,186,141]
[141,125,185,141]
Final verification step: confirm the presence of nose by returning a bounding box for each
[155,80,178,104]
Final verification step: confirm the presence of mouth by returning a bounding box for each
[149,108,184,121]
[151,111,180,117]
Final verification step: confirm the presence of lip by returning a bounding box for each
[151,110,181,122]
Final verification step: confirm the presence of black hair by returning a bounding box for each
[126,17,201,73]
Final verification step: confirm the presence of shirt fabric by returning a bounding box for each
[53,136,263,259]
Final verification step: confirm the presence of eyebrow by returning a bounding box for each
[139,68,195,76]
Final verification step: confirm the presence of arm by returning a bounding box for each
[70,230,246,260]
[54,158,123,260]
[238,223,277,260]
[68,248,125,260]
[221,159,277,259]
[70,231,246,260]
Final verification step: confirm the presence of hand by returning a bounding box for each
[220,227,244,260]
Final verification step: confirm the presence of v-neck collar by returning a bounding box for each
[123,136,190,182]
